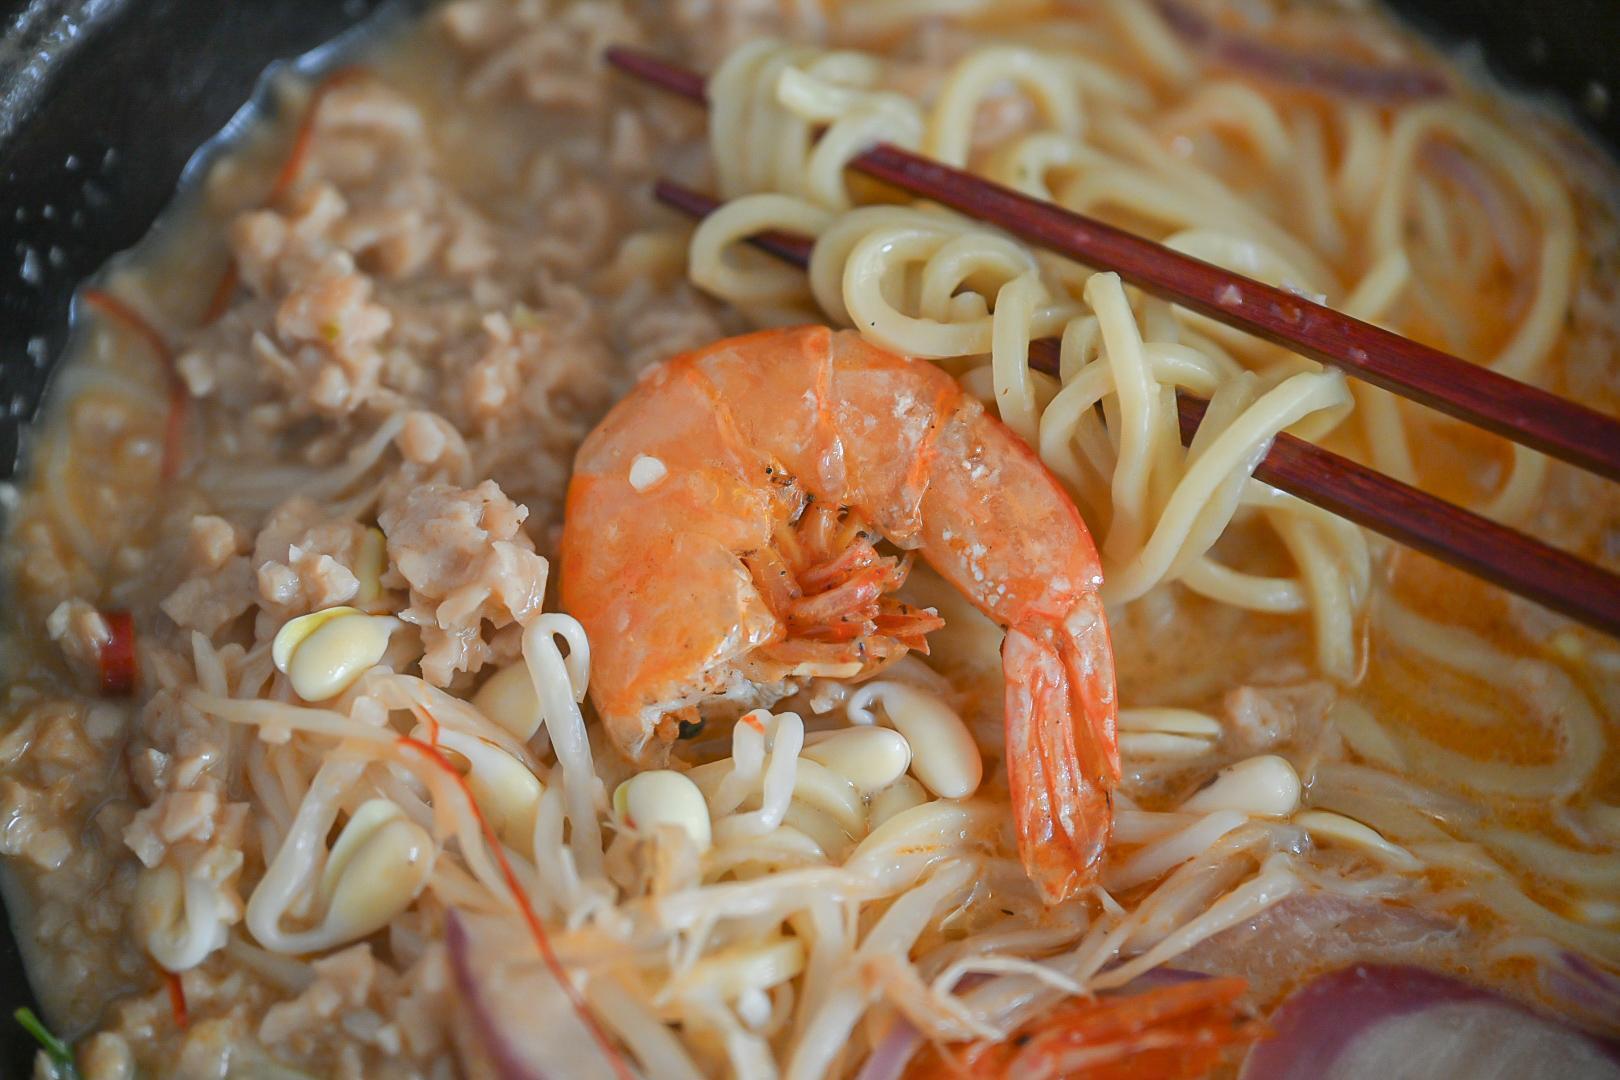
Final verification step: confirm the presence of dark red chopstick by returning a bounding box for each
[607,45,1620,484]
[655,179,815,265]
[1172,396,1620,640]
[652,177,1620,637]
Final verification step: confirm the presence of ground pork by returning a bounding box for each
[1222,680,1337,755]
[42,599,115,689]
[378,480,546,685]
[0,694,148,1027]
[120,687,248,981]
[257,944,377,1047]
[267,255,395,418]
[250,497,371,625]
[0,6,746,1070]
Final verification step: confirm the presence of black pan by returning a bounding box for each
[0,0,1614,1073]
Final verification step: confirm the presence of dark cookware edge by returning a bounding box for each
[0,0,1613,1075]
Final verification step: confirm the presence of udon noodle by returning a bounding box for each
[0,1,1617,1077]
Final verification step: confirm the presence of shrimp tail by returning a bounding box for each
[1004,591,1119,905]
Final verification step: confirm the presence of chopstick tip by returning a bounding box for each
[600,44,708,103]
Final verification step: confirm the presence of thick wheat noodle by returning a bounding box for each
[12,3,1619,1077]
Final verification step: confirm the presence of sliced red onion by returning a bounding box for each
[1155,0,1448,102]
[447,910,548,1080]
[446,911,625,1080]
[1176,891,1461,1006]
[854,1019,925,1080]
[1239,964,1620,1080]
[1541,952,1620,1040]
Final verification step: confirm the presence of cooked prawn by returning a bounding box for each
[559,326,1118,900]
[904,976,1258,1079]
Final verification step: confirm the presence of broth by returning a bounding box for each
[1,1,1617,1076]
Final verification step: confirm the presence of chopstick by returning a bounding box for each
[653,177,1620,638]
[606,46,1620,483]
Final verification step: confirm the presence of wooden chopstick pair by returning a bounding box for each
[610,47,1620,638]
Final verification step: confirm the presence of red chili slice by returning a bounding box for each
[97,610,138,697]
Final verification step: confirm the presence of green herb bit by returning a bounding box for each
[14,1008,79,1079]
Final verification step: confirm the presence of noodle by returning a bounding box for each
[690,42,1377,676]
[5,2,1618,1075]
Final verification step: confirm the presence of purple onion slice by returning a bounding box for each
[1240,963,1620,1080]
[1155,0,1448,102]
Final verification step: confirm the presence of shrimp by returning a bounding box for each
[559,326,1118,900]
[904,977,1258,1079]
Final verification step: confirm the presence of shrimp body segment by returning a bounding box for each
[560,326,1119,900]
[904,976,1259,1079]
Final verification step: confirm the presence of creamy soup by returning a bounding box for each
[2,1,1618,1078]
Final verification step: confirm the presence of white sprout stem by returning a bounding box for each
[245,754,368,953]
[785,860,977,1080]
[524,616,605,880]
[1090,856,1301,989]
[726,712,807,838]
